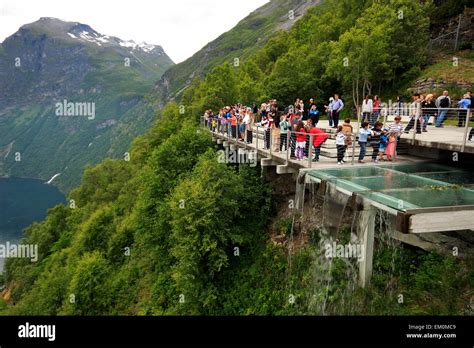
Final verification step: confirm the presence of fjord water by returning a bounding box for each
[0,177,66,271]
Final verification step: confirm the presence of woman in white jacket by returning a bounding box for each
[361,95,373,124]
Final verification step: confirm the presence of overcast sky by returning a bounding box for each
[0,0,269,63]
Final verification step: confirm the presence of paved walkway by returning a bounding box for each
[209,119,473,171]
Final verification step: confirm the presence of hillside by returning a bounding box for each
[0,18,174,191]
[151,0,321,105]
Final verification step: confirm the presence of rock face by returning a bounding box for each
[408,78,472,95]
[0,18,174,191]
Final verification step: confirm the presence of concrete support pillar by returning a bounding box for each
[295,171,306,210]
[358,208,376,288]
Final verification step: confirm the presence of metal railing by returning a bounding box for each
[202,117,403,168]
[357,105,473,152]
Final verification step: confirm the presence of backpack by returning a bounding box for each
[439,97,449,108]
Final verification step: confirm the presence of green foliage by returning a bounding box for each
[66,251,111,315]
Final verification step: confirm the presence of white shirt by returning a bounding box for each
[336,132,346,145]
[362,99,373,113]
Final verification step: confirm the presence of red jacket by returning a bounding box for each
[295,129,307,142]
[309,127,328,147]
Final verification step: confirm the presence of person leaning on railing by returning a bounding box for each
[404,93,422,134]
[457,93,471,128]
[307,119,329,162]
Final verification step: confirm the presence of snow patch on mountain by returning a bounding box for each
[119,40,159,53]
[67,29,160,53]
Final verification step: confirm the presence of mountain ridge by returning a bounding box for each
[0,18,174,191]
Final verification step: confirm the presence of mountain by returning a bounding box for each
[151,0,321,105]
[0,17,174,191]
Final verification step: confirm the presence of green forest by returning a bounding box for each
[1,0,473,315]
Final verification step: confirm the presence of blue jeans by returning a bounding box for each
[369,111,380,126]
[328,112,333,127]
[435,109,447,127]
[423,113,430,130]
[358,141,367,160]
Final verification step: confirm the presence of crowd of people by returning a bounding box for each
[203,90,474,165]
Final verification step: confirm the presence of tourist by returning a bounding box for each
[225,107,232,136]
[308,98,317,119]
[370,121,384,163]
[361,95,373,124]
[309,104,320,125]
[280,114,290,151]
[457,93,471,128]
[229,110,237,139]
[325,97,334,127]
[295,121,307,161]
[404,93,422,134]
[385,131,397,161]
[435,90,450,127]
[335,125,347,165]
[468,91,474,142]
[358,122,372,163]
[378,130,388,161]
[394,96,403,116]
[370,95,381,126]
[308,121,329,162]
[421,93,436,132]
[388,116,404,150]
[263,112,273,149]
[290,112,300,158]
[246,111,254,144]
[294,98,301,113]
[272,113,280,152]
[331,94,344,128]
[204,109,210,128]
[239,109,248,140]
[342,118,353,147]
[211,113,217,132]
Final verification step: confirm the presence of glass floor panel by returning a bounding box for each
[307,163,474,212]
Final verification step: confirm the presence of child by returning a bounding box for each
[385,132,397,161]
[370,121,384,163]
[335,125,347,165]
[378,131,388,161]
[295,121,307,161]
[358,122,372,163]
[341,118,353,162]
